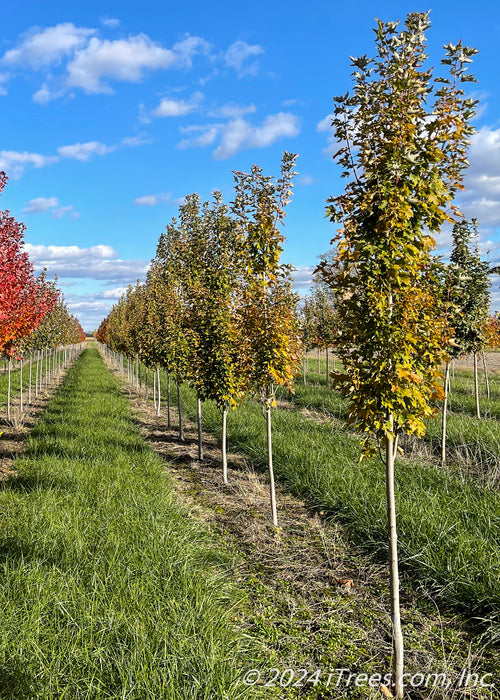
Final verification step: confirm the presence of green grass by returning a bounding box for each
[0,347,248,699]
[277,377,500,478]
[166,378,500,643]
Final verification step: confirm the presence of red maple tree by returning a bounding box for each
[0,172,59,357]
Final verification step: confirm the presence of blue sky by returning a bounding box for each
[1,0,499,331]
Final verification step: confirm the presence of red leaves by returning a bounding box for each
[0,172,59,356]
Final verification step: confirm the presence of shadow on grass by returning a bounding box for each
[0,471,76,494]
[0,662,37,700]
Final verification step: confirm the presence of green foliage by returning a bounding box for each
[233,152,302,404]
[317,12,477,453]
[446,219,490,357]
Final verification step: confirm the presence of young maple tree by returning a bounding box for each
[317,13,477,697]
[153,220,191,441]
[180,191,246,479]
[448,219,490,417]
[232,152,302,527]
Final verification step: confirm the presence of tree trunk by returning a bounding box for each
[222,405,228,485]
[386,427,404,698]
[197,396,203,460]
[325,347,329,388]
[145,367,148,401]
[317,347,320,373]
[303,357,306,385]
[265,400,278,527]
[441,363,450,468]
[156,368,161,417]
[19,359,23,413]
[482,351,490,400]
[473,352,480,418]
[7,357,11,422]
[167,373,171,428]
[177,383,184,441]
[28,355,32,404]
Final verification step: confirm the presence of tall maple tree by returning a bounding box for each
[317,13,477,696]
[232,152,302,527]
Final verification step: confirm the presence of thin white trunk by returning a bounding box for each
[482,351,490,400]
[7,357,11,422]
[265,401,278,527]
[441,363,450,468]
[35,352,39,398]
[325,347,329,388]
[473,352,480,419]
[197,396,203,461]
[386,428,404,698]
[20,359,23,412]
[177,383,184,441]
[156,368,161,417]
[28,355,32,404]
[222,405,228,485]
[167,373,171,428]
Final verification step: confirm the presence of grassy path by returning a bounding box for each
[0,347,247,699]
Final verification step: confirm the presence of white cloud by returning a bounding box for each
[0,150,58,178]
[177,112,300,158]
[120,134,153,147]
[56,134,149,162]
[224,40,264,77]
[134,192,171,206]
[66,33,209,94]
[460,126,500,227]
[57,141,115,161]
[213,112,300,159]
[177,125,219,150]
[1,23,95,68]
[66,34,175,93]
[25,243,149,282]
[152,91,203,118]
[298,174,314,186]
[0,73,8,95]
[100,17,120,29]
[98,286,128,299]
[291,265,315,289]
[24,197,79,219]
[24,196,59,213]
[208,102,256,119]
[316,113,333,132]
[171,35,211,69]
[32,83,66,104]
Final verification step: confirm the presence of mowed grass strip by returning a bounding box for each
[174,380,500,641]
[0,347,247,700]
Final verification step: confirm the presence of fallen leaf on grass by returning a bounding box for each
[380,685,394,698]
[335,578,354,588]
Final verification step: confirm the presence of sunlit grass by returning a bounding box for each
[0,348,247,699]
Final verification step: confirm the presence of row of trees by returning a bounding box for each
[97,153,302,525]
[0,172,59,358]
[1,171,86,421]
[95,12,491,696]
